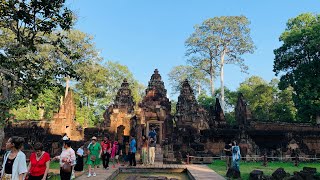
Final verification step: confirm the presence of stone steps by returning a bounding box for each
[155,145,163,164]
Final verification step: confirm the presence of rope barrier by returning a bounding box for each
[186,155,320,163]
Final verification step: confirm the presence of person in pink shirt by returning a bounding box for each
[110,140,119,168]
[100,136,111,170]
[54,140,76,180]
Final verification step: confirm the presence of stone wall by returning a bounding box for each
[2,125,74,158]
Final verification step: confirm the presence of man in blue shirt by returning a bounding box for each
[148,127,157,142]
[129,135,136,166]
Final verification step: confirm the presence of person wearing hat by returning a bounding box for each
[62,133,69,141]
[87,136,101,178]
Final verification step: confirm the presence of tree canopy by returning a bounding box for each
[273,13,320,122]
[185,16,255,111]
[238,76,296,122]
[0,0,75,123]
[168,65,209,96]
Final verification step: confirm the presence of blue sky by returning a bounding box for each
[67,0,320,99]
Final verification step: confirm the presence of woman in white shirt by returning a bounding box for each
[54,140,76,180]
[74,145,84,171]
[1,136,28,180]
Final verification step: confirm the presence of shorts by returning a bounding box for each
[2,174,12,180]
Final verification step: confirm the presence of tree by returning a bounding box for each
[186,16,255,111]
[197,93,215,112]
[168,65,209,96]
[238,76,296,122]
[75,61,145,126]
[185,25,218,97]
[215,87,238,111]
[103,61,143,105]
[273,13,320,122]
[0,0,74,123]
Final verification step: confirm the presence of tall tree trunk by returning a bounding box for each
[220,51,226,112]
[2,78,9,99]
[1,78,10,121]
[60,96,63,106]
[0,77,10,149]
[65,76,70,98]
[210,61,215,97]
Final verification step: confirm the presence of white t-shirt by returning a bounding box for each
[77,148,84,156]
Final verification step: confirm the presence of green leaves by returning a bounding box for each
[168,65,209,96]
[274,13,320,122]
[0,0,78,123]
[186,15,255,108]
[238,76,296,122]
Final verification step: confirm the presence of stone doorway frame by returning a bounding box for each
[146,120,163,144]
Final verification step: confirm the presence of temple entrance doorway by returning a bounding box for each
[146,120,163,144]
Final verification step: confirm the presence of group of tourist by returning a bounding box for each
[224,140,241,172]
[0,129,158,180]
[0,136,55,180]
[85,135,124,177]
[0,135,77,180]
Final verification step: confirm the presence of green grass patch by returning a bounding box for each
[49,161,61,169]
[208,160,320,179]
[50,158,89,170]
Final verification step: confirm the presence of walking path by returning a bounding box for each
[76,163,225,180]
[187,164,225,180]
[76,166,118,180]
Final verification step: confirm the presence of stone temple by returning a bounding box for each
[3,68,320,164]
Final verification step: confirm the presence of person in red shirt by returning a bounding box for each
[27,142,50,180]
[100,136,111,169]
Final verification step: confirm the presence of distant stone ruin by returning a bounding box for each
[50,90,82,141]
[2,90,83,158]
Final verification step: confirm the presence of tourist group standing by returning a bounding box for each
[224,140,241,178]
[0,131,158,179]
[85,135,121,177]
[0,136,76,180]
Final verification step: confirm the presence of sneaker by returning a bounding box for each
[106,167,109,170]
[87,173,91,178]
[93,173,96,177]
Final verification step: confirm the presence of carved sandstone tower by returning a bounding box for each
[139,69,172,143]
[102,79,135,136]
[176,79,209,131]
[50,90,83,140]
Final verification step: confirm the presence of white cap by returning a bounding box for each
[62,135,69,141]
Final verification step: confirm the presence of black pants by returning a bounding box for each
[29,174,45,180]
[74,156,84,171]
[60,168,72,180]
[129,152,136,166]
[101,152,110,168]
